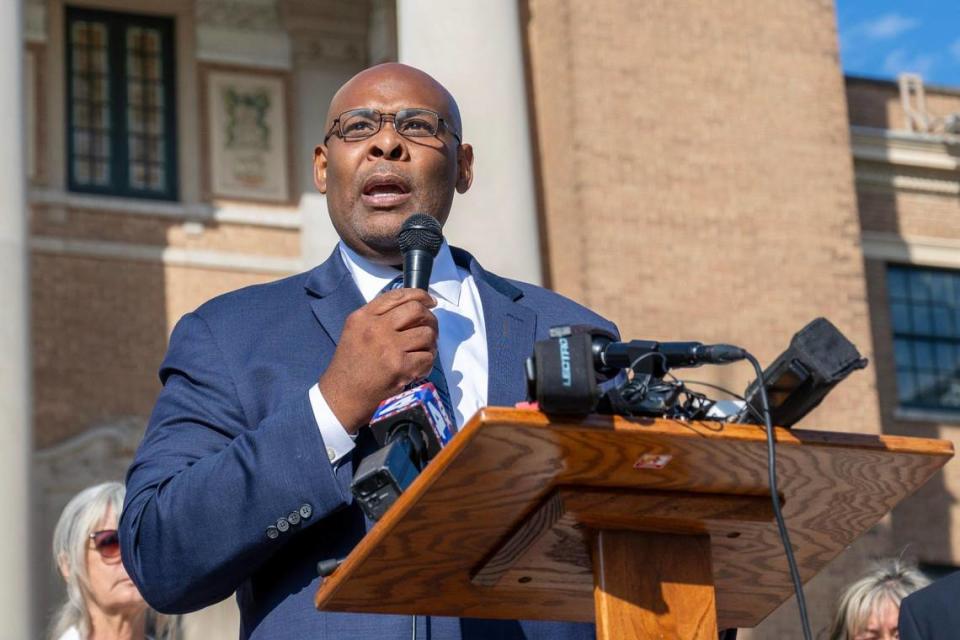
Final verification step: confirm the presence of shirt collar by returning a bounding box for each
[338,240,463,306]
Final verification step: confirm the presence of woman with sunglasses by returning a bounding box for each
[50,482,178,640]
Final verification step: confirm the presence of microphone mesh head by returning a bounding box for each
[398,213,443,256]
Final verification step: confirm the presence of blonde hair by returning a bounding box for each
[49,482,178,640]
[828,558,930,640]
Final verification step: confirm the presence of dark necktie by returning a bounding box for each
[382,275,457,428]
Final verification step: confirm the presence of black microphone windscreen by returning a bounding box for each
[398,213,443,256]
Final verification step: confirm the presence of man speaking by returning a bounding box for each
[120,63,616,639]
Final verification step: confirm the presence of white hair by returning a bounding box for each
[829,557,931,640]
[49,481,178,640]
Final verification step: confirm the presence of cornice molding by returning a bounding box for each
[851,126,960,171]
[28,188,302,229]
[861,231,960,269]
[851,126,960,196]
[31,235,303,275]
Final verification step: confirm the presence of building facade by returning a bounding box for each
[7,0,959,637]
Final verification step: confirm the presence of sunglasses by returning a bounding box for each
[89,529,120,559]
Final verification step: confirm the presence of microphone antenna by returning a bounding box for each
[398,213,443,290]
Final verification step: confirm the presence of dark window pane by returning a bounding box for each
[888,268,908,301]
[912,305,932,335]
[94,161,110,184]
[894,339,912,368]
[73,130,90,155]
[897,370,915,403]
[910,271,932,302]
[933,307,953,337]
[929,272,951,301]
[891,302,911,332]
[73,104,89,128]
[915,342,934,370]
[152,166,166,190]
[936,343,954,371]
[73,158,90,184]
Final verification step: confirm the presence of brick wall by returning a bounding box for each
[30,209,294,447]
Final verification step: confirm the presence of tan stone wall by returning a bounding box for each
[524,1,883,636]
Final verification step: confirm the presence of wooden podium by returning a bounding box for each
[315,407,953,638]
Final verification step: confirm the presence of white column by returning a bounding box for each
[0,0,34,638]
[397,0,542,284]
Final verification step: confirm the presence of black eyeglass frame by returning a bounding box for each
[323,108,462,145]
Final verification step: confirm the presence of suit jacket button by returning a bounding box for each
[299,503,313,520]
[266,526,279,540]
[276,517,290,533]
[287,510,301,526]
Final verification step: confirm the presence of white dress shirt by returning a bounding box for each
[309,241,489,464]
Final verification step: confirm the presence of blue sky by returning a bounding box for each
[836,0,960,87]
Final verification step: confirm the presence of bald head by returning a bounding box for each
[314,63,474,264]
[325,63,462,140]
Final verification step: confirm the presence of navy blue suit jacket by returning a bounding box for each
[120,247,617,639]
[899,570,960,640]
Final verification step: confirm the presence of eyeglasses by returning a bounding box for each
[324,108,461,145]
[89,529,120,559]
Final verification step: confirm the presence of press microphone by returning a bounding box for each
[351,383,455,521]
[398,213,443,290]
[593,337,747,376]
[526,325,748,415]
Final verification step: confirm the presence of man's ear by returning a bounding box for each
[456,143,474,194]
[313,144,328,194]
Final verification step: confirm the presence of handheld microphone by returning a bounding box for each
[351,216,450,521]
[398,213,443,290]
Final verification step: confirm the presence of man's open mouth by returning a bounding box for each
[361,174,413,208]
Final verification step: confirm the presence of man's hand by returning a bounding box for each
[319,288,438,433]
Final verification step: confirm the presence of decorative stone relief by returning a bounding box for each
[279,0,370,68]
[291,36,366,66]
[25,0,47,43]
[196,0,282,32]
[196,0,292,69]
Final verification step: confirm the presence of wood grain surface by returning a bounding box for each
[473,488,775,592]
[593,530,717,640]
[315,407,953,629]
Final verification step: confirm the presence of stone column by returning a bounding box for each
[397,0,543,284]
[0,0,34,636]
[279,0,371,268]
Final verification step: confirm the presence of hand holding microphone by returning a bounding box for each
[318,213,443,433]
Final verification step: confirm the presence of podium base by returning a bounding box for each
[593,530,718,640]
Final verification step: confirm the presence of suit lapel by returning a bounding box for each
[453,248,537,408]
[304,248,365,346]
